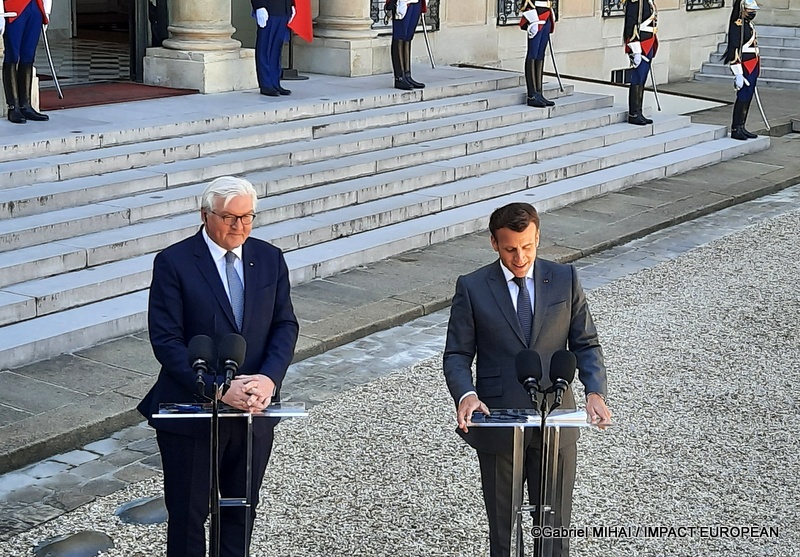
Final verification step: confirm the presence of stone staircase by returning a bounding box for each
[695,25,800,90]
[0,74,769,370]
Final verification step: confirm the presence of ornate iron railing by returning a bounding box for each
[602,0,626,17]
[686,0,725,10]
[497,0,560,25]
[371,0,441,32]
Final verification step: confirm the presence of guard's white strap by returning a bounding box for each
[628,41,642,54]
[639,14,657,33]
[730,63,743,76]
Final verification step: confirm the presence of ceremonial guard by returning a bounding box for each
[1,0,50,123]
[518,0,556,108]
[723,0,761,140]
[623,0,658,125]
[385,0,426,90]
[252,0,295,97]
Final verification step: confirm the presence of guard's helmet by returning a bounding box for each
[743,0,760,10]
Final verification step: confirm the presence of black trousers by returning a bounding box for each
[156,421,274,557]
[478,443,577,557]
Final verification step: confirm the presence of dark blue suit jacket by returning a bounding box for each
[443,257,607,454]
[138,228,299,437]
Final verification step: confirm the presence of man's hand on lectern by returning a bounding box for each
[457,393,489,433]
[586,393,612,429]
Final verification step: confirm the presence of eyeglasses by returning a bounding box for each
[209,211,257,226]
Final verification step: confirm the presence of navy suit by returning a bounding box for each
[138,228,298,557]
[444,257,606,557]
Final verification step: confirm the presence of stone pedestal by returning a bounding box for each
[293,0,382,77]
[143,0,257,93]
[144,48,257,93]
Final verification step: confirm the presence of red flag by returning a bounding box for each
[288,0,313,43]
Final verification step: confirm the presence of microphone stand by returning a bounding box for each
[209,373,225,557]
[536,387,554,557]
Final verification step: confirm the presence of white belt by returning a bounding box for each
[534,1,551,7]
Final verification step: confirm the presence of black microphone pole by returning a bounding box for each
[536,350,577,556]
[210,333,247,557]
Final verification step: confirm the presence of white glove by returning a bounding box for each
[730,64,749,90]
[289,6,296,24]
[256,7,268,28]
[521,10,539,39]
[44,0,52,15]
[631,53,642,67]
[0,17,4,38]
[396,0,408,19]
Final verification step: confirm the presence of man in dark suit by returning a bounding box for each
[138,176,299,557]
[443,202,611,557]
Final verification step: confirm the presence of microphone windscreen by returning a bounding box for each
[188,335,215,365]
[550,350,577,383]
[219,333,247,366]
[515,349,543,383]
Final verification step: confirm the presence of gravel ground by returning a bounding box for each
[2,209,798,557]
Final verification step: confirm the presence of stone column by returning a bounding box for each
[293,0,385,77]
[144,0,258,93]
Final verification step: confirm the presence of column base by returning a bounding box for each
[143,47,257,93]
[292,37,391,77]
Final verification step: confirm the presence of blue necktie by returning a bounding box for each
[513,276,532,345]
[225,251,244,331]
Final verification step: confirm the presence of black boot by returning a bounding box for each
[391,39,413,91]
[730,99,748,140]
[3,63,26,124]
[18,63,49,122]
[403,40,425,89]
[740,99,757,138]
[628,84,648,125]
[637,83,653,124]
[534,59,554,107]
[525,58,547,108]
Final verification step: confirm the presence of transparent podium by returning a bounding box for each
[154,401,307,556]
[469,408,597,557]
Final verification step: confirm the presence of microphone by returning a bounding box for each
[515,349,543,401]
[219,333,247,395]
[188,335,215,394]
[549,350,577,410]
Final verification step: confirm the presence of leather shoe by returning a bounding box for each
[260,87,279,97]
[276,85,292,96]
[526,94,548,108]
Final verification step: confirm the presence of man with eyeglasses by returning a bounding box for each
[138,175,299,557]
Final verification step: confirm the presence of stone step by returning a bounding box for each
[0,95,614,253]
[0,88,586,219]
[700,60,800,81]
[0,83,573,191]
[0,103,655,290]
[757,35,800,49]
[693,72,800,90]
[0,116,709,327]
[757,25,800,38]
[0,72,533,164]
[759,56,800,70]
[0,132,768,370]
